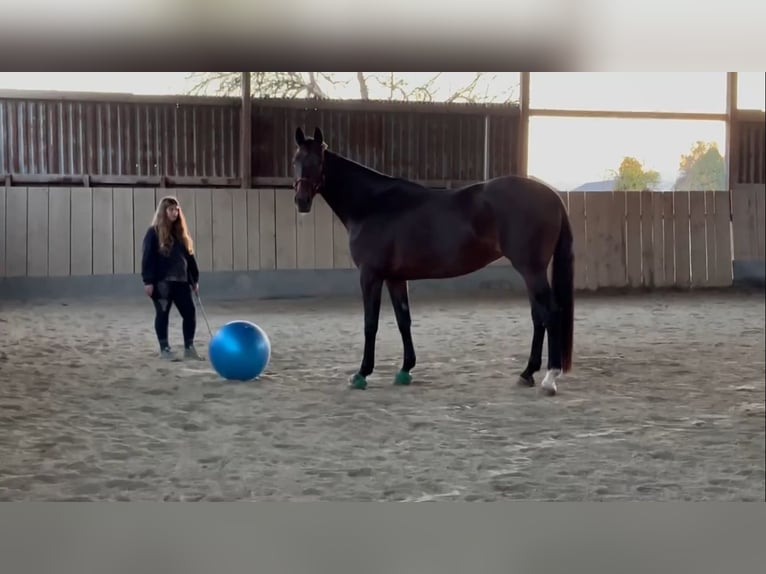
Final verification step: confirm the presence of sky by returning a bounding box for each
[0,72,762,190]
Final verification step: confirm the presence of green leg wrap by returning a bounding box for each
[349,373,368,390]
[394,370,412,386]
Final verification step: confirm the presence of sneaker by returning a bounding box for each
[160,347,180,361]
[184,345,205,361]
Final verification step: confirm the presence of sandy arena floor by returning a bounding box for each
[0,289,763,501]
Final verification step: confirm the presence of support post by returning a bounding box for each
[725,72,738,192]
[518,72,530,178]
[240,72,252,189]
[483,114,491,180]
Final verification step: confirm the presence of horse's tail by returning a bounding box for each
[551,208,574,373]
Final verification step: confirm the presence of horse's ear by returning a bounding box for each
[295,127,306,146]
[313,127,324,145]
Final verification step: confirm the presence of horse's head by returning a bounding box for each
[292,126,326,213]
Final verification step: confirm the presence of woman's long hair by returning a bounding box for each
[151,195,194,256]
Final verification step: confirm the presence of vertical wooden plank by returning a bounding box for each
[640,190,654,288]
[568,191,587,290]
[132,187,156,273]
[607,190,627,287]
[231,188,248,270]
[730,184,757,261]
[332,214,352,269]
[259,188,276,270]
[651,192,665,287]
[704,190,717,284]
[583,191,597,290]
[48,188,71,277]
[595,192,613,288]
[274,188,297,269]
[26,187,49,277]
[296,208,316,269]
[625,191,642,288]
[92,187,114,275]
[0,185,5,276]
[730,186,747,259]
[713,190,732,286]
[689,191,708,287]
[211,188,234,271]
[756,185,766,259]
[5,187,27,276]
[194,188,213,272]
[70,187,93,275]
[585,195,611,290]
[662,193,675,287]
[112,189,133,275]
[674,191,691,289]
[246,188,261,270]
[313,194,334,269]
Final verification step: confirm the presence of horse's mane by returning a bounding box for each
[324,149,428,193]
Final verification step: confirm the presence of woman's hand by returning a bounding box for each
[144,284,154,297]
[192,283,199,293]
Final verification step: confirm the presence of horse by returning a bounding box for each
[291,126,574,396]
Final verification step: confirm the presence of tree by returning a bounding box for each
[673,141,726,191]
[186,72,519,104]
[610,156,661,191]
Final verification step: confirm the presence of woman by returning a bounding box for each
[141,195,204,361]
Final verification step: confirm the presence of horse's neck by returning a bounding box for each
[320,153,385,226]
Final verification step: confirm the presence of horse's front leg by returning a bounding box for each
[349,270,383,390]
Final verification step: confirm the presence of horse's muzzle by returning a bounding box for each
[295,195,314,213]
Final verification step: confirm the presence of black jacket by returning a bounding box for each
[141,226,200,286]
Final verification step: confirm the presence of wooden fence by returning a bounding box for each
[730,183,766,263]
[560,189,734,290]
[0,186,356,279]
[2,185,757,291]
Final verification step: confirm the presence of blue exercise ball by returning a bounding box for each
[208,320,271,381]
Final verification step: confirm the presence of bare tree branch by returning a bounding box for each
[445,72,484,103]
[356,72,369,100]
[306,72,327,98]
[185,72,520,104]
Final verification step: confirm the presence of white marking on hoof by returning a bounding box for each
[541,369,560,395]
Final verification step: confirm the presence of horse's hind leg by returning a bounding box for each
[517,298,545,388]
[386,279,416,385]
[520,268,561,396]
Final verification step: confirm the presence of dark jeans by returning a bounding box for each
[151,280,196,349]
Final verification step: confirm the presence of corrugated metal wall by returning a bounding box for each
[0,98,241,178]
[735,119,765,184]
[0,95,520,183]
[252,103,519,181]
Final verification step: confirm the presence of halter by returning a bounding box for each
[293,173,324,195]
[293,143,326,195]
[293,154,324,195]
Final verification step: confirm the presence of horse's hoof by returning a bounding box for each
[540,369,559,397]
[540,384,557,397]
[349,373,368,390]
[516,374,535,387]
[394,370,412,386]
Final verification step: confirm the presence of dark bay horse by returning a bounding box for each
[292,127,574,396]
